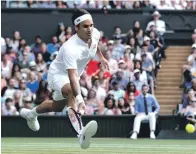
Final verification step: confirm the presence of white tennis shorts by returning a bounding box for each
[47,72,70,101]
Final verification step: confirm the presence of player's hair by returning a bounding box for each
[71,9,90,25]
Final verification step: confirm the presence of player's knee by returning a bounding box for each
[61,84,72,98]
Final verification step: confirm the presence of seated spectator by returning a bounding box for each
[170,0,184,10]
[35,80,51,105]
[127,92,135,114]
[123,47,134,71]
[10,1,27,8]
[18,38,27,53]
[85,89,98,111]
[26,72,39,94]
[111,69,129,90]
[104,96,121,115]
[18,45,35,62]
[143,36,155,53]
[11,64,21,77]
[56,0,67,8]
[40,43,51,63]
[117,97,132,114]
[146,11,166,36]
[26,0,39,8]
[180,44,196,87]
[1,76,7,91]
[38,0,56,8]
[3,78,17,100]
[81,0,95,9]
[97,70,110,91]
[132,1,142,9]
[47,36,60,55]
[31,35,42,54]
[23,96,34,109]
[18,51,29,69]
[1,54,13,79]
[1,37,6,54]
[104,50,118,75]
[110,81,125,101]
[1,98,19,115]
[95,101,113,115]
[130,85,160,139]
[133,69,147,91]
[123,1,133,9]
[65,26,73,40]
[10,31,21,52]
[111,36,125,60]
[92,77,107,102]
[126,37,138,56]
[36,53,46,73]
[56,22,66,42]
[13,90,22,111]
[125,82,140,102]
[118,60,133,82]
[18,79,32,104]
[79,70,92,91]
[142,0,154,9]
[156,0,171,10]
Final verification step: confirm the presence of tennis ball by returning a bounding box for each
[185,124,195,133]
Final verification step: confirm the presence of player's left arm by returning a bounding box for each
[96,46,110,71]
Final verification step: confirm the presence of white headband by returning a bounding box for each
[74,14,93,25]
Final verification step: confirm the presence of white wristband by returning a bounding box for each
[76,95,84,105]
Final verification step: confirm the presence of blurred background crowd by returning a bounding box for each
[2,0,196,10]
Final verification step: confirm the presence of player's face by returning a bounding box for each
[77,19,94,42]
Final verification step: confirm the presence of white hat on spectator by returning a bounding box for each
[108,40,114,45]
[118,59,125,64]
[29,61,36,67]
[125,45,131,50]
[23,96,31,102]
[192,43,196,49]
[133,69,140,74]
[144,36,150,41]
[152,11,161,17]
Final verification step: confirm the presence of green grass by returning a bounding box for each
[2,138,196,154]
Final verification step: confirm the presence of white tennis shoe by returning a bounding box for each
[79,120,98,149]
[20,108,40,131]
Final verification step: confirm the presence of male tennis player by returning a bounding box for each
[20,9,109,149]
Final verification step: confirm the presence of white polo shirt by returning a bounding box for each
[49,28,100,77]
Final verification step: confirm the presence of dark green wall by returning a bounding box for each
[2,115,178,137]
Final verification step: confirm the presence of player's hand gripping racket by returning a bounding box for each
[67,107,83,135]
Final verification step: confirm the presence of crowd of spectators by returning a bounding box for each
[2,0,196,10]
[1,10,167,116]
[175,30,196,130]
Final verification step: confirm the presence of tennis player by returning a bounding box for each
[20,8,109,149]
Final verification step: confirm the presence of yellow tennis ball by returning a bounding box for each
[185,124,195,133]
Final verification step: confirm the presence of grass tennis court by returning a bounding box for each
[2,138,196,154]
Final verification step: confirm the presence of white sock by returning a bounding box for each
[28,107,41,118]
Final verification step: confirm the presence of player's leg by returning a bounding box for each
[148,113,156,139]
[131,114,147,139]
[64,85,97,149]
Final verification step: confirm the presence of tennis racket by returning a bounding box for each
[67,107,83,135]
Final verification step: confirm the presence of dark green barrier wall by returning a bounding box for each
[2,115,178,137]
[2,9,195,45]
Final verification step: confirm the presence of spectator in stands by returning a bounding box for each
[18,79,32,104]
[11,63,21,78]
[156,0,171,10]
[13,90,22,111]
[1,54,13,79]
[112,35,125,60]
[1,76,7,91]
[125,82,140,102]
[1,98,19,116]
[127,37,138,57]
[10,31,21,52]
[95,101,113,115]
[142,0,154,9]
[18,45,35,62]
[130,84,160,139]
[40,43,51,62]
[110,81,125,101]
[134,60,148,84]
[143,36,155,53]
[132,1,142,9]
[117,97,133,114]
[10,0,27,8]
[118,59,133,82]
[26,72,39,94]
[36,53,47,74]
[65,26,73,40]
[104,50,118,75]
[146,11,166,36]
[18,51,29,69]
[114,0,122,9]
[123,46,134,71]
[133,69,147,91]
[186,0,196,10]
[104,96,121,115]
[92,77,107,102]
[47,36,60,55]
[56,22,66,42]
[97,70,110,91]
[127,92,135,114]
[31,35,42,54]
[56,0,67,8]
[26,0,38,8]
[35,80,51,105]
[18,38,27,53]
[1,37,6,54]
[180,44,196,87]
[85,88,98,111]
[23,96,34,109]
[81,0,95,9]
[102,0,112,9]
[38,0,56,8]
[170,0,184,10]
[3,78,17,100]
